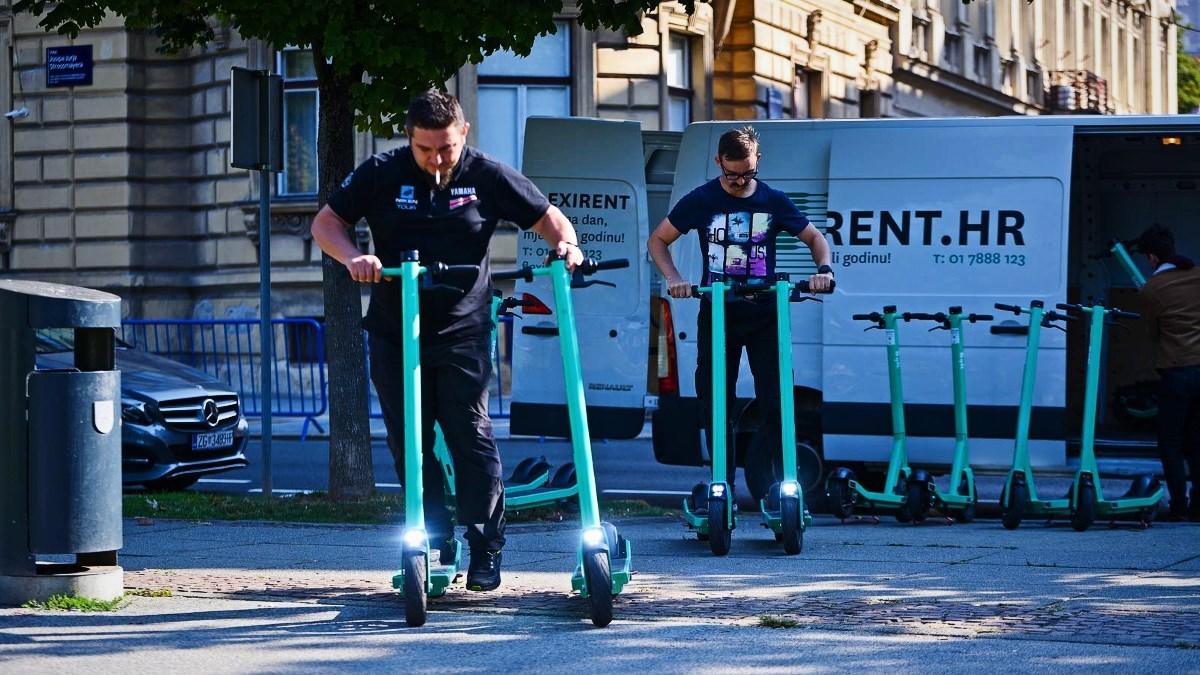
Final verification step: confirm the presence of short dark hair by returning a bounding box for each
[1137,224,1175,259]
[405,90,465,136]
[717,125,759,161]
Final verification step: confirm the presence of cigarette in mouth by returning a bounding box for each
[435,169,441,186]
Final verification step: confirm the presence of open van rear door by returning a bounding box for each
[820,121,1074,469]
[510,117,651,439]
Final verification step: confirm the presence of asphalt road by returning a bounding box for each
[187,435,726,509]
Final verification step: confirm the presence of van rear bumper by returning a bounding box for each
[510,402,646,440]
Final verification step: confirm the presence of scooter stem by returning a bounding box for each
[775,280,798,483]
[709,280,729,486]
[882,308,907,493]
[1012,303,1044,495]
[400,259,425,532]
[948,312,969,485]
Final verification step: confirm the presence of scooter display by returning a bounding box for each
[825,306,933,524]
[996,300,1078,530]
[1055,302,1164,530]
[382,251,478,628]
[902,308,993,523]
[505,255,633,627]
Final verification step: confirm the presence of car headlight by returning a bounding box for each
[121,402,154,426]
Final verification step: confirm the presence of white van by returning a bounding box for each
[513,115,1200,504]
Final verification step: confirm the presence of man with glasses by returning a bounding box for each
[647,125,833,493]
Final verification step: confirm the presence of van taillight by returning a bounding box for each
[658,299,679,396]
[520,293,552,315]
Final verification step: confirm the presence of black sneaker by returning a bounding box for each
[430,538,457,565]
[467,551,502,592]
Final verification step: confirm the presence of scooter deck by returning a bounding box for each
[759,502,814,534]
[849,481,908,511]
[571,540,633,596]
[392,539,463,599]
[1022,498,1072,516]
[682,500,738,534]
[1095,496,1163,517]
[504,469,552,496]
[506,484,579,510]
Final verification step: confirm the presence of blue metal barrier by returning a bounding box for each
[121,318,328,439]
[121,316,513,440]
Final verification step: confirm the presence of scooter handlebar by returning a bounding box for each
[903,312,942,322]
[1111,307,1141,319]
[792,279,836,295]
[579,257,630,275]
[851,313,881,322]
[969,313,994,322]
[994,303,1022,314]
[491,267,534,282]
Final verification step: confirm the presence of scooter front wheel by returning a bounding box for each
[708,496,732,556]
[402,549,428,627]
[583,549,613,627]
[780,494,803,555]
[905,480,930,523]
[1001,482,1027,530]
[895,477,913,523]
[951,476,977,523]
[1071,482,1097,532]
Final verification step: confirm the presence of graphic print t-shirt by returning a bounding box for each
[667,178,810,303]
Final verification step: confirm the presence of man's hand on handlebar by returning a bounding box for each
[806,271,834,293]
[549,241,585,272]
[666,276,692,299]
[347,254,384,283]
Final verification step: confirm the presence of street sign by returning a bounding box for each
[230,67,284,172]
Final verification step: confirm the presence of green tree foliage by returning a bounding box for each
[1177,19,1200,113]
[15,0,704,498]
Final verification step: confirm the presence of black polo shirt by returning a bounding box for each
[328,145,549,341]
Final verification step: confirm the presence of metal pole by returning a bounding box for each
[259,168,273,498]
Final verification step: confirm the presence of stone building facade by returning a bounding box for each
[0,0,1179,320]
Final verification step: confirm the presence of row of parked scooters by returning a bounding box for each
[392,251,1164,629]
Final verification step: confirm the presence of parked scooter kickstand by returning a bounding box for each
[995,300,1078,530]
[510,255,633,627]
[758,275,834,553]
[903,308,993,523]
[382,251,479,627]
[681,278,738,554]
[825,306,933,524]
[1055,302,1164,530]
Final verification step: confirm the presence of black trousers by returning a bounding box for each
[1158,365,1200,514]
[369,330,505,553]
[695,302,783,485]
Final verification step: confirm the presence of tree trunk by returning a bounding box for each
[317,65,374,500]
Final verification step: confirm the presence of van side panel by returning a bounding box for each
[511,118,651,439]
[822,124,1073,468]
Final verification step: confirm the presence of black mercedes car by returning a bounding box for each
[35,328,250,491]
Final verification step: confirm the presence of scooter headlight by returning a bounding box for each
[582,527,606,548]
[402,528,427,550]
[710,484,726,498]
[781,481,800,497]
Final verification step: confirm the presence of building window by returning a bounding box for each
[1027,68,1042,103]
[666,33,692,131]
[277,47,319,197]
[974,44,992,86]
[943,31,963,71]
[911,13,931,60]
[477,21,571,168]
[860,89,881,118]
[792,67,823,119]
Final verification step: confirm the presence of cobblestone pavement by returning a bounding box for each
[121,516,1200,650]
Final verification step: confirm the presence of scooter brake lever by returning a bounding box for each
[862,324,881,332]
[570,279,616,289]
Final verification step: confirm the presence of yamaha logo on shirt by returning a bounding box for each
[395,185,418,211]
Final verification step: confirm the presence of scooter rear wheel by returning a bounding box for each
[895,477,913,523]
[1001,482,1027,530]
[583,549,613,627]
[780,495,803,555]
[906,480,930,523]
[402,550,428,627]
[708,496,732,556]
[1071,482,1097,532]
[827,476,855,519]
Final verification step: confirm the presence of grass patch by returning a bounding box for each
[22,593,127,611]
[124,492,673,525]
[758,615,800,629]
[127,588,174,598]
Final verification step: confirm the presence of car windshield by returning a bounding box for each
[34,328,133,354]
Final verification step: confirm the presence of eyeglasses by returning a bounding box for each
[718,158,758,183]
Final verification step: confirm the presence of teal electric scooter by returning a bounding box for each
[758,276,832,554]
[1107,238,1148,289]
[903,308,993,523]
[1055,302,1164,530]
[382,251,478,628]
[682,278,738,555]
[996,300,1078,530]
[826,306,933,524]
[506,255,632,627]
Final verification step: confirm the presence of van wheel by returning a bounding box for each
[744,430,825,513]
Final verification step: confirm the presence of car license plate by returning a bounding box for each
[192,429,234,451]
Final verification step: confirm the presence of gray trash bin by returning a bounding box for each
[0,280,123,604]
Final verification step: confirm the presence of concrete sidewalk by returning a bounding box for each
[2,513,1199,673]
